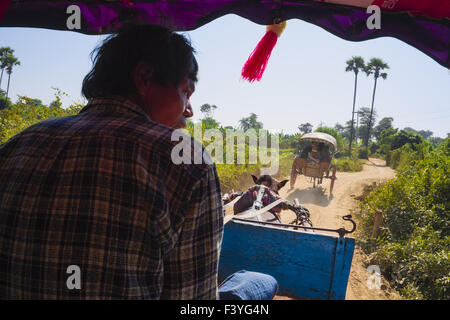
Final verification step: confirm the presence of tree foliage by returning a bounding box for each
[391,129,424,151]
[314,126,345,154]
[199,103,220,129]
[357,107,377,146]
[0,89,12,110]
[298,122,313,134]
[373,117,394,141]
[199,103,217,118]
[0,92,83,143]
[404,127,434,140]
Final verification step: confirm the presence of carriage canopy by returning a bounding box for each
[0,1,448,68]
[299,132,337,153]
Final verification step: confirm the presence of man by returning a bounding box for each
[0,24,223,299]
[295,141,319,175]
[318,143,331,177]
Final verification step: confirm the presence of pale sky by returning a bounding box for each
[1,14,449,137]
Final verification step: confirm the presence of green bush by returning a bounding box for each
[356,140,450,299]
[358,146,368,159]
[391,130,423,150]
[0,95,83,143]
[369,226,449,300]
[336,158,363,172]
[387,140,434,171]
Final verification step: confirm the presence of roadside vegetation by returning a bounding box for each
[0,90,83,143]
[355,135,449,299]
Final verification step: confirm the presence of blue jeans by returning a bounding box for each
[218,270,278,300]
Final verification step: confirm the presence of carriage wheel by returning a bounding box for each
[290,158,299,189]
[329,162,337,195]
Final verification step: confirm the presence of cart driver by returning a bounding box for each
[308,142,320,164]
[294,141,330,177]
[318,142,332,177]
[0,24,279,300]
[295,141,319,175]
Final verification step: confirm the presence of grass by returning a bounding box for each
[336,158,364,172]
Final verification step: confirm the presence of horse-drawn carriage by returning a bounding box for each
[290,132,338,195]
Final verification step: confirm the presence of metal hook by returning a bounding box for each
[336,215,357,237]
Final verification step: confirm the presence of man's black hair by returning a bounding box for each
[82,24,198,99]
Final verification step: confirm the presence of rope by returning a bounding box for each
[224,198,285,225]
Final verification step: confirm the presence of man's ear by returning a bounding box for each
[278,179,289,190]
[251,175,258,184]
[133,61,154,96]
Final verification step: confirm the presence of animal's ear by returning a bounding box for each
[278,179,289,190]
[251,175,258,184]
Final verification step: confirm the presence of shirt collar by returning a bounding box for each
[80,96,152,122]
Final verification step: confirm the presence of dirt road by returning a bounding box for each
[277,158,402,300]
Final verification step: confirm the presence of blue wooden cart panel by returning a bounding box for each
[218,220,355,300]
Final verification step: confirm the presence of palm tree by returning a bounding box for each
[0,47,14,89]
[4,53,20,98]
[364,58,389,148]
[238,117,249,131]
[345,56,365,157]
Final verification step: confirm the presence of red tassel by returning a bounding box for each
[241,31,278,82]
[241,22,287,82]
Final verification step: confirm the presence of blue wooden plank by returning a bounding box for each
[218,220,355,300]
[329,236,355,299]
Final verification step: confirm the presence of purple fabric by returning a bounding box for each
[1,1,448,67]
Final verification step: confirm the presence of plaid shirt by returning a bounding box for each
[0,97,223,299]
